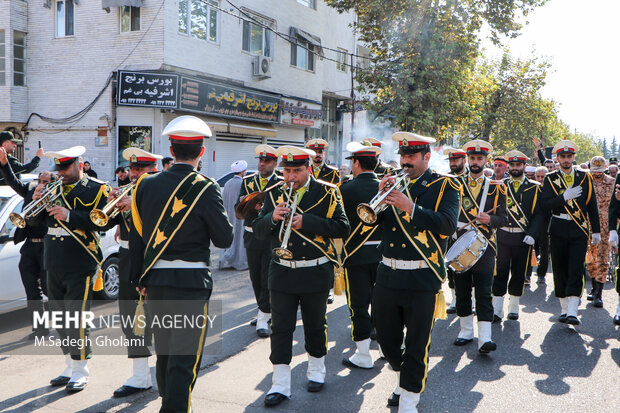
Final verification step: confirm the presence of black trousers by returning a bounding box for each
[20,241,47,331]
[454,247,495,321]
[269,289,329,365]
[549,233,588,297]
[47,269,94,360]
[447,269,456,289]
[535,228,550,277]
[372,284,436,394]
[146,285,211,413]
[344,263,377,342]
[118,279,152,358]
[247,247,271,313]
[494,241,531,297]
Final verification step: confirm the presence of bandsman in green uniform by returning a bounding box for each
[306,138,340,184]
[35,146,111,392]
[541,140,600,325]
[360,137,393,178]
[339,142,382,370]
[608,174,620,325]
[443,147,468,314]
[371,132,460,412]
[237,144,283,338]
[0,131,45,185]
[129,116,234,412]
[493,150,545,322]
[453,140,507,353]
[108,148,161,398]
[253,145,349,407]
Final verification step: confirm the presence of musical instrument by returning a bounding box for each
[9,179,63,228]
[235,181,284,220]
[273,183,299,259]
[357,168,410,224]
[445,229,489,273]
[90,183,134,227]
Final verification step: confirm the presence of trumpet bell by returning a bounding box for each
[273,247,293,260]
[89,209,109,227]
[9,212,26,229]
[357,203,377,224]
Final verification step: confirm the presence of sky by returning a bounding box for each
[484,0,620,141]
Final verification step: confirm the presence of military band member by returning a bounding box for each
[339,142,382,370]
[107,148,161,398]
[0,131,44,185]
[33,146,111,392]
[606,167,620,325]
[253,146,349,407]
[453,140,507,353]
[585,156,613,308]
[541,140,600,325]
[237,144,282,338]
[129,116,233,412]
[493,151,544,322]
[370,132,459,412]
[360,137,393,178]
[443,147,468,314]
[306,138,340,184]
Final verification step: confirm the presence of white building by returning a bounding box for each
[0,0,394,181]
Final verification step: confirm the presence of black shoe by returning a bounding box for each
[565,315,580,325]
[113,385,151,398]
[250,318,257,326]
[50,375,70,387]
[479,341,497,354]
[327,295,334,304]
[614,314,620,326]
[307,380,324,392]
[65,381,87,393]
[342,357,373,370]
[593,297,603,308]
[587,288,594,301]
[558,314,568,323]
[446,306,457,314]
[257,328,270,338]
[593,281,604,308]
[507,313,519,320]
[370,328,377,341]
[387,392,400,407]
[264,392,288,407]
[453,338,473,346]
[492,315,502,323]
[537,276,546,284]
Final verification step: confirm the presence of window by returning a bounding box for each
[13,31,25,86]
[0,31,5,86]
[297,0,316,8]
[56,0,74,37]
[178,0,218,42]
[336,48,347,72]
[120,6,141,32]
[356,46,370,70]
[291,38,314,71]
[242,13,274,57]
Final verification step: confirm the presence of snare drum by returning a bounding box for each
[445,229,489,273]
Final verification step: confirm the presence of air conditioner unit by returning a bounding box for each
[253,55,272,79]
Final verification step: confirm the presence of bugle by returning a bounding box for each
[90,183,134,227]
[357,168,410,224]
[273,183,299,260]
[9,179,63,229]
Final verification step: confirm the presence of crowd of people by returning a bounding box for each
[2,121,620,413]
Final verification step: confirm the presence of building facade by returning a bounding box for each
[0,0,389,180]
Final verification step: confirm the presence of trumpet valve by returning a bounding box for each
[9,212,26,229]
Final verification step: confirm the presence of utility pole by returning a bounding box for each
[350,53,355,141]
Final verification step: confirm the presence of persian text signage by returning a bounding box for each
[281,98,322,128]
[117,71,178,108]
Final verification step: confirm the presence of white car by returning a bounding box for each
[0,185,120,314]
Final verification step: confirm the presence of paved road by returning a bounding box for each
[0,253,619,412]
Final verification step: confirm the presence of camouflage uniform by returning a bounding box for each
[587,173,615,282]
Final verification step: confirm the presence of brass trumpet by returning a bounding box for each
[10,179,63,228]
[357,168,410,224]
[273,183,299,260]
[90,183,134,227]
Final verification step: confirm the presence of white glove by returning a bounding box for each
[609,230,618,248]
[591,233,601,245]
[523,235,535,246]
[563,186,582,201]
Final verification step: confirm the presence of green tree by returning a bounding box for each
[611,136,617,158]
[602,137,609,159]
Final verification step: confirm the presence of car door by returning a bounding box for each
[0,196,27,311]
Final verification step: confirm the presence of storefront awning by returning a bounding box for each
[289,27,324,56]
[102,0,142,9]
[205,118,277,138]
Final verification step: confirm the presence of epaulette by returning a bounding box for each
[199,174,217,185]
[243,172,258,180]
[427,173,461,191]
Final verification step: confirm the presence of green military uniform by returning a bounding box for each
[311,162,340,184]
[237,171,282,325]
[494,173,544,320]
[374,161,392,178]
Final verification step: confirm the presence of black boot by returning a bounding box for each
[593,281,604,308]
[587,278,596,301]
